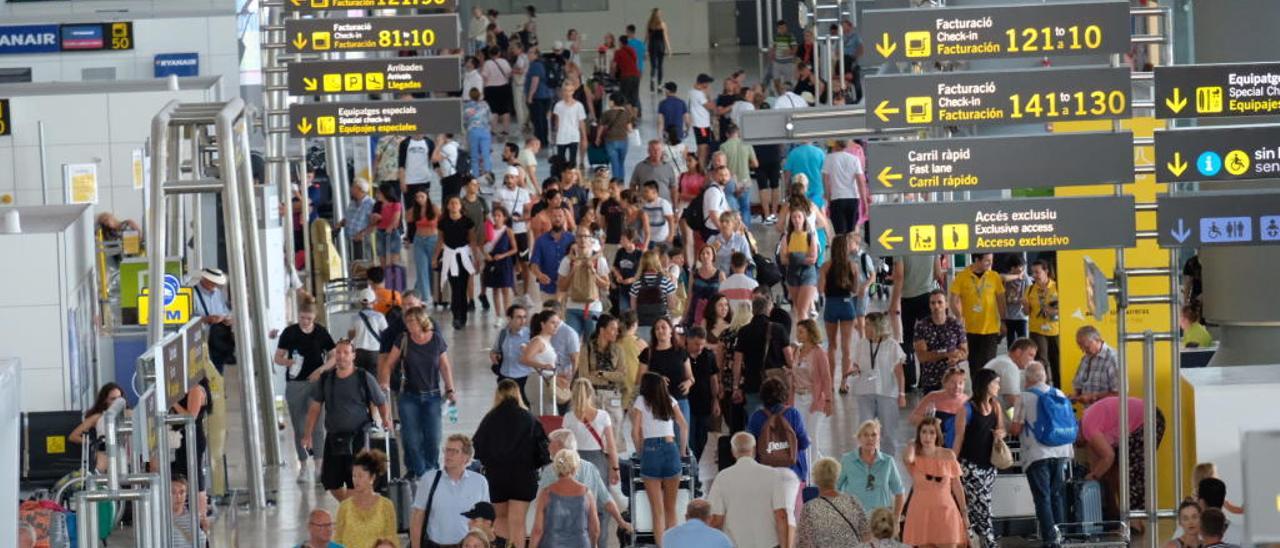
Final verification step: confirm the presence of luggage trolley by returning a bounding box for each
[1055,521,1130,547]
[626,453,699,546]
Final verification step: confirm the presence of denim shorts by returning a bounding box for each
[785,256,818,287]
[378,228,403,255]
[823,295,857,323]
[640,437,681,479]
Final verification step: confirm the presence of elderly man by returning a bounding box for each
[538,429,630,548]
[410,434,490,548]
[1011,361,1074,546]
[664,499,732,548]
[339,179,376,261]
[296,509,341,548]
[1071,325,1119,405]
[708,432,791,548]
[193,267,236,372]
[630,140,678,202]
[984,338,1038,409]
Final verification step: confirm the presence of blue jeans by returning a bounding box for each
[1027,457,1068,545]
[398,390,444,479]
[564,306,598,344]
[412,234,437,302]
[468,127,492,178]
[605,139,628,178]
[726,180,752,226]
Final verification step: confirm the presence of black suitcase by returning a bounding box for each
[372,430,414,533]
[716,435,735,471]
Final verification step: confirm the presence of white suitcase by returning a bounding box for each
[991,474,1036,519]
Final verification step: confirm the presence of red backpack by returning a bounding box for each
[756,407,799,468]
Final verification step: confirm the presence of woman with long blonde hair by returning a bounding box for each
[564,378,622,488]
[645,8,672,91]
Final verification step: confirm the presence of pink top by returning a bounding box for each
[795,346,833,416]
[377,202,403,231]
[1081,396,1145,446]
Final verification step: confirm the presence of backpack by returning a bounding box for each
[542,54,566,90]
[568,254,602,303]
[680,185,712,238]
[1029,386,1079,447]
[634,277,667,326]
[453,148,471,180]
[756,406,799,468]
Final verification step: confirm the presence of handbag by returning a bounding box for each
[627,128,643,147]
[419,471,444,548]
[991,435,1014,469]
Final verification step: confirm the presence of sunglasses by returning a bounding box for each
[865,473,876,491]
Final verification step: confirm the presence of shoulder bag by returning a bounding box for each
[419,470,444,548]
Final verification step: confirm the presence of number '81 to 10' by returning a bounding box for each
[378,29,436,48]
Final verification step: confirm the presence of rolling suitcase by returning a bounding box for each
[628,454,698,545]
[991,473,1039,537]
[373,429,414,533]
[383,264,408,293]
[535,372,564,434]
[1066,462,1104,523]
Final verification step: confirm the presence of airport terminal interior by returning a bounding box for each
[3,0,1280,547]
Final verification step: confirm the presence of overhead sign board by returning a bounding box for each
[1157,191,1280,248]
[0,24,61,54]
[288,56,461,96]
[1155,62,1280,119]
[289,99,462,138]
[285,14,459,53]
[739,106,871,144]
[0,99,10,136]
[1154,125,1280,184]
[867,132,1133,194]
[864,1,1129,64]
[60,22,132,52]
[283,0,457,11]
[154,52,199,78]
[870,195,1135,256]
[161,334,186,407]
[865,66,1131,129]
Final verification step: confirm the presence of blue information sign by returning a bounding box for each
[0,24,61,54]
[154,53,200,77]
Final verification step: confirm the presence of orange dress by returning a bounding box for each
[902,453,966,545]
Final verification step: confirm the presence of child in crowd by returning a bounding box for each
[611,229,643,314]
[719,252,758,328]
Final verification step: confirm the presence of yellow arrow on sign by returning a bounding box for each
[290,0,303,5]
[296,118,313,135]
[1166,151,1188,177]
[876,33,897,58]
[1165,87,1188,114]
[874,100,900,123]
[878,228,904,251]
[292,33,308,50]
[877,166,902,188]
[303,77,318,91]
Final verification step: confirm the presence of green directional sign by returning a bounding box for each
[871,196,1135,256]
[287,57,461,96]
[864,66,1131,129]
[285,14,459,53]
[867,132,1133,194]
[289,99,462,138]
[1155,62,1280,119]
[864,1,1130,64]
[283,0,457,11]
[1157,191,1280,248]
[1154,125,1280,183]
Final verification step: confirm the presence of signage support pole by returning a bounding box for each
[1111,45,1133,529]
[1161,5,1185,507]
[320,9,350,276]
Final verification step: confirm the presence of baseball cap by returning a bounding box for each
[696,73,714,84]
[461,501,496,521]
[358,287,377,304]
[800,91,816,105]
[505,165,523,178]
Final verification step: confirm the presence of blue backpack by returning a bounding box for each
[1029,386,1078,446]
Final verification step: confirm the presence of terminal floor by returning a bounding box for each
[115,48,1171,546]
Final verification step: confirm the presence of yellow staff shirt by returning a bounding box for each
[1025,280,1060,337]
[950,268,1004,335]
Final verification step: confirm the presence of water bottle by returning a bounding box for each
[446,402,459,424]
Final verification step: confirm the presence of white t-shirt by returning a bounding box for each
[772,92,808,110]
[494,185,532,233]
[821,151,864,201]
[1014,384,1076,463]
[702,183,729,231]
[564,408,612,452]
[402,138,434,185]
[557,255,611,312]
[984,356,1022,398]
[553,101,588,146]
[463,69,484,101]
[709,457,790,548]
[439,140,460,178]
[689,88,712,128]
[633,394,677,438]
[481,58,511,87]
[642,197,674,242]
[851,337,906,397]
[729,100,755,128]
[350,309,388,352]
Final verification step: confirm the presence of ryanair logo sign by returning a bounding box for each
[0,25,61,54]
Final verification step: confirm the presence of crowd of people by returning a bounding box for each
[55,6,1236,548]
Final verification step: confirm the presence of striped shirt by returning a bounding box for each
[630,272,676,299]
